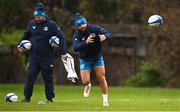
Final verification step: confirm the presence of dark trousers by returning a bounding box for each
[24,54,55,100]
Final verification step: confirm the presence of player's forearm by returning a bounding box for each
[99,28,112,41]
[56,30,67,54]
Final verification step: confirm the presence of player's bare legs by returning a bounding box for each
[94,66,109,106]
[81,70,91,97]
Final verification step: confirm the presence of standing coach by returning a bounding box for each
[17,2,70,103]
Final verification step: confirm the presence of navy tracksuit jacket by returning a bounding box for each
[19,17,66,99]
[73,24,112,61]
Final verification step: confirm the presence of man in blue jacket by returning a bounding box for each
[17,2,70,103]
[73,13,112,106]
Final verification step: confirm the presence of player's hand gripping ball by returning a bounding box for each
[18,40,32,52]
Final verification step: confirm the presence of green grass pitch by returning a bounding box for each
[0,84,180,111]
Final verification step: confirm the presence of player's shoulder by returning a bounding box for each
[73,30,80,37]
[89,24,100,27]
[49,19,56,24]
[48,19,57,26]
[89,24,101,30]
[88,24,102,32]
[74,30,79,35]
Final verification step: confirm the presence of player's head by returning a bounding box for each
[74,13,87,31]
[34,2,46,23]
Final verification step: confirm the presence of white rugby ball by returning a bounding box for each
[148,15,163,26]
[5,93,18,102]
[19,40,32,51]
[49,36,59,47]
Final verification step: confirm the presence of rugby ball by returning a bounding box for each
[5,93,18,102]
[148,15,163,26]
[49,36,59,47]
[19,40,32,51]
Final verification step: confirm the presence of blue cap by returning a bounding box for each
[34,2,46,16]
[74,13,87,27]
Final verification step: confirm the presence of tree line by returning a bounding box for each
[0,0,180,87]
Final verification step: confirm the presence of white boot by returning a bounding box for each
[83,83,91,97]
[102,94,109,107]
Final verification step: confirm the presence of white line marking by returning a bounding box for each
[55,99,180,102]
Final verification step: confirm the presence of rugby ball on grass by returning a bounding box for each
[5,93,18,102]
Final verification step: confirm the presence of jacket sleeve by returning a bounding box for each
[95,25,112,41]
[54,23,67,55]
[73,32,87,52]
[18,22,32,45]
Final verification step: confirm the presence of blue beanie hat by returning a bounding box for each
[74,13,87,27]
[34,2,46,16]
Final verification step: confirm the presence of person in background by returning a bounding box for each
[72,13,112,106]
[17,1,71,103]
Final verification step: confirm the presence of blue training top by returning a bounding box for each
[19,17,67,55]
[73,24,112,61]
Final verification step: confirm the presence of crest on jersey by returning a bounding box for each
[33,26,36,29]
[43,27,48,31]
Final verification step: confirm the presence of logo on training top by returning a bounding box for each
[82,37,85,41]
[50,64,53,67]
[33,26,36,29]
[43,27,48,31]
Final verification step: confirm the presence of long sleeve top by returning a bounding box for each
[73,24,112,61]
[19,18,67,56]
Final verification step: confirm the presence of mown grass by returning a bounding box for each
[0,84,180,111]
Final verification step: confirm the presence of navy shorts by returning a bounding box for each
[80,56,104,70]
